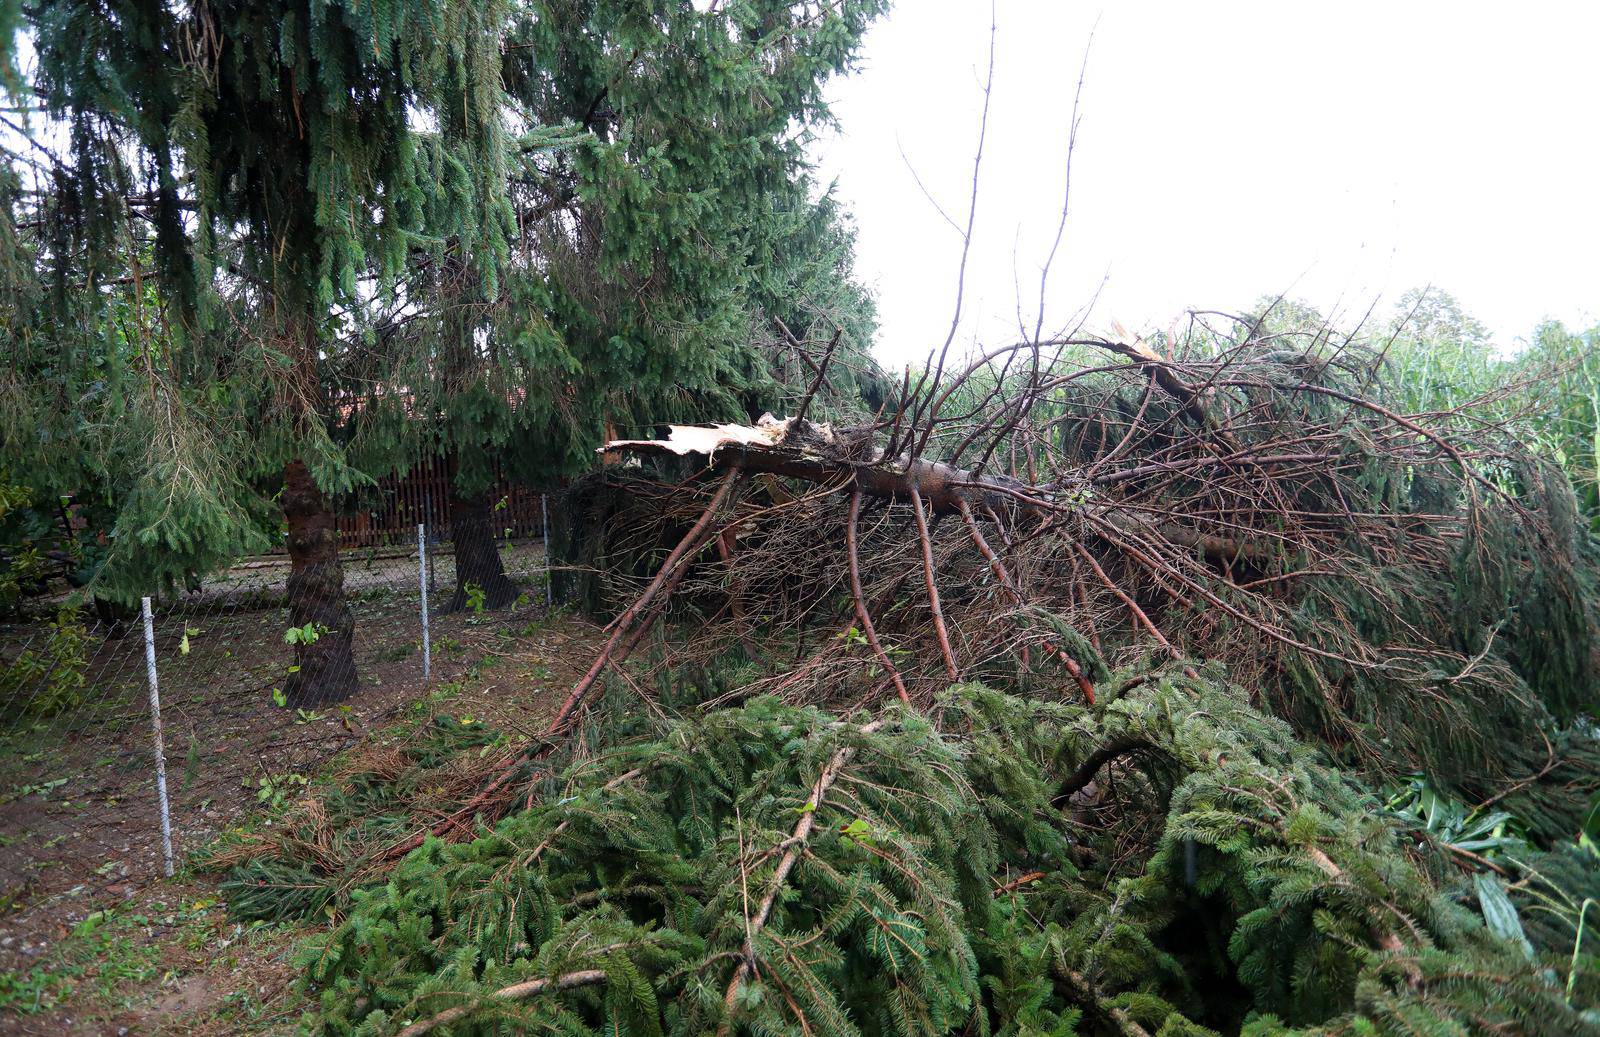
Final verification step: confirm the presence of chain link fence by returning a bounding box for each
[0,518,554,954]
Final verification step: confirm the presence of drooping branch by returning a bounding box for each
[909,482,960,681]
[1052,735,1154,805]
[714,523,764,662]
[1056,967,1156,1037]
[1073,543,1176,657]
[1091,335,1230,443]
[959,498,1096,702]
[558,468,742,722]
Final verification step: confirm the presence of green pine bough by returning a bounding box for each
[246,665,1599,1035]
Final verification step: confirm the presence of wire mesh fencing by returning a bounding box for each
[0,519,554,944]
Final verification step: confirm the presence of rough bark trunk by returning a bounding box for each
[602,417,1269,564]
[281,459,358,706]
[90,596,137,639]
[446,490,520,613]
[603,418,1034,516]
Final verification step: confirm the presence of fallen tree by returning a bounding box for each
[222,319,1600,1035]
[568,326,1600,837]
[294,670,1600,1036]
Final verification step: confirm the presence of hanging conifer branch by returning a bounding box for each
[908,482,961,682]
[847,488,911,703]
[958,497,1096,701]
[561,469,742,721]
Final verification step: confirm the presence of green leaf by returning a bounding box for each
[1474,873,1534,960]
[72,910,109,937]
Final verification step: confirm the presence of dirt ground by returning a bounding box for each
[0,546,601,1035]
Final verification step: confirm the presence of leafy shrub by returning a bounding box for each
[1,609,89,720]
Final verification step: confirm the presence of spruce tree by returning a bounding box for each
[17,0,517,702]
[347,0,886,613]
[223,667,1600,1034]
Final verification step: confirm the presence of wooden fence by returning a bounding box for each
[335,456,549,548]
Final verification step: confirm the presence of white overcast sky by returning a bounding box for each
[810,1,1600,367]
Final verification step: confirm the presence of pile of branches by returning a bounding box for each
[572,323,1600,839]
[227,321,1600,1034]
[208,714,514,921]
[301,669,1597,1035]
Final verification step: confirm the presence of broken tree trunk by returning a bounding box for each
[600,415,1256,563]
[602,416,1043,517]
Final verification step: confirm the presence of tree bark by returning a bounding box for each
[603,418,1035,517]
[281,459,358,706]
[446,489,520,612]
[602,417,1270,564]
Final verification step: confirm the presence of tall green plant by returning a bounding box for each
[342,1,886,612]
[15,0,521,702]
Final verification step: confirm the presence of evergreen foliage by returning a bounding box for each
[243,663,1599,1035]
[0,478,58,613]
[346,0,886,506]
[2,0,887,626]
[3,3,1597,1031]
[549,322,1600,849]
[4,0,536,699]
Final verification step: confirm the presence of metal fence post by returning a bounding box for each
[418,522,431,681]
[541,492,553,606]
[139,597,175,878]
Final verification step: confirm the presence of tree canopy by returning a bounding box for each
[1,0,889,697]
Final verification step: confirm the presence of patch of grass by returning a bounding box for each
[0,960,78,1016]
[3,887,314,1032]
[75,919,163,1003]
[0,904,190,1016]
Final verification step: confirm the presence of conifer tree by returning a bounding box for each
[348,0,886,612]
[226,667,1600,1035]
[17,0,517,702]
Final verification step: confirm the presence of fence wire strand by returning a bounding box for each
[0,515,555,951]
